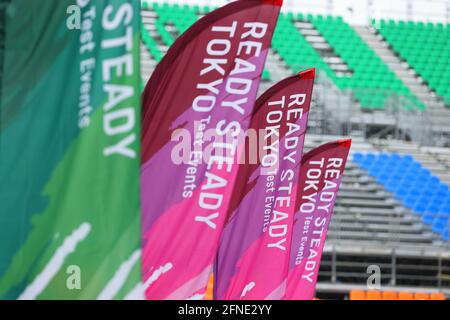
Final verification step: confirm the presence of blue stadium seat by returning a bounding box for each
[355,152,450,241]
[353,153,363,163]
[422,213,435,225]
[413,203,427,214]
[432,217,448,233]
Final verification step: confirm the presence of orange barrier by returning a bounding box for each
[414,292,429,300]
[349,290,366,300]
[398,291,414,300]
[366,290,382,300]
[205,281,446,300]
[430,292,446,300]
[350,289,446,300]
[205,273,214,300]
[382,290,398,300]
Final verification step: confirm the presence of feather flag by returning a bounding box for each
[285,139,352,299]
[0,0,141,299]
[140,0,282,300]
[215,69,315,300]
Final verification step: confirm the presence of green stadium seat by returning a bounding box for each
[141,2,198,61]
[373,19,449,106]
[140,3,436,112]
[262,69,271,81]
[271,13,420,110]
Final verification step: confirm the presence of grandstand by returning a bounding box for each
[308,135,450,299]
[140,1,450,299]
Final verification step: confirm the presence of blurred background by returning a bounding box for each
[140,0,450,300]
[141,0,450,299]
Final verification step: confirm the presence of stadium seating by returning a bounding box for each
[353,152,450,241]
[373,19,449,106]
[141,23,163,62]
[271,13,422,110]
[140,2,449,113]
[272,14,327,78]
[140,2,273,83]
[141,1,198,56]
[152,2,198,44]
[139,3,449,112]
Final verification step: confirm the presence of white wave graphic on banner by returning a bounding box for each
[241,281,256,298]
[187,294,205,300]
[124,262,173,300]
[97,249,141,300]
[18,223,91,300]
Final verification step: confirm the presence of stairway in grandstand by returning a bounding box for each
[139,2,450,298]
[140,8,159,85]
[354,24,450,136]
[293,18,353,78]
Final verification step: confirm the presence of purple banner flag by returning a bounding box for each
[140,0,282,300]
[285,139,352,299]
[215,69,315,300]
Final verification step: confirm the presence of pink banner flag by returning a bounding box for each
[140,0,282,300]
[285,139,352,300]
[215,69,315,300]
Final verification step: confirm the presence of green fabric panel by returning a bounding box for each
[0,0,141,299]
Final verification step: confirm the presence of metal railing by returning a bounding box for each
[319,246,450,294]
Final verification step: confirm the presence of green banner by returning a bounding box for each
[0,0,141,299]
